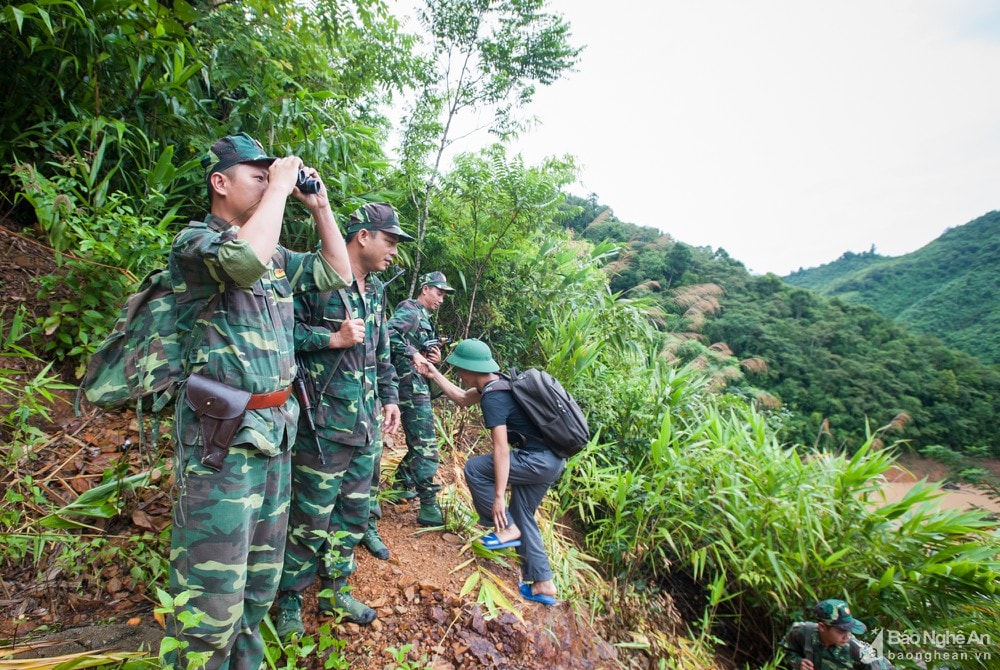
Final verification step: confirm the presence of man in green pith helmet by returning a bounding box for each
[273,202,410,636]
[778,598,894,669]
[414,339,565,607]
[167,133,351,670]
[383,270,456,527]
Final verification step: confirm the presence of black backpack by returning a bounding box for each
[483,368,590,458]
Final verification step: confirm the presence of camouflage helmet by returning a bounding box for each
[420,271,455,293]
[814,599,866,634]
[446,339,499,373]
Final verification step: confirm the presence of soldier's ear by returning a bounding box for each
[209,171,227,198]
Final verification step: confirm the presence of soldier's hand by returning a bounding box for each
[799,660,814,670]
[426,346,442,365]
[331,318,365,348]
[412,351,432,376]
[382,404,400,434]
[268,156,303,196]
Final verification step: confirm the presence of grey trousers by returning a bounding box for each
[464,447,565,582]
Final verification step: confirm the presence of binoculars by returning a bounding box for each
[296,169,321,194]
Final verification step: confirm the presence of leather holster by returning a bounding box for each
[185,373,251,471]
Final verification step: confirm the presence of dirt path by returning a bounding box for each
[0,407,618,669]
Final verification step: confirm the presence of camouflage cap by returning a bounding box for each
[201,132,275,176]
[420,271,455,293]
[346,203,415,242]
[814,599,866,634]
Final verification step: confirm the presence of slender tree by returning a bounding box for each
[397,0,581,294]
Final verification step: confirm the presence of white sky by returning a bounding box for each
[401,1,1000,276]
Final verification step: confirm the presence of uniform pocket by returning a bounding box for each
[316,377,363,434]
[225,283,266,327]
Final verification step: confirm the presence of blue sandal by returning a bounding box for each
[478,532,521,550]
[519,583,558,606]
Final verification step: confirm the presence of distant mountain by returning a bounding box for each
[784,211,1000,365]
[558,194,1000,453]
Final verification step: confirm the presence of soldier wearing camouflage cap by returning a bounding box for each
[273,202,409,636]
[778,598,894,670]
[167,133,351,669]
[383,271,456,528]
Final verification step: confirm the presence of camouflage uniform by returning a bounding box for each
[388,298,442,502]
[779,599,893,670]
[780,623,891,669]
[168,214,347,670]
[278,274,398,595]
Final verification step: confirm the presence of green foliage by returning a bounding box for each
[396,0,581,290]
[508,242,999,664]
[707,272,1000,453]
[0,306,76,454]
[384,644,432,670]
[1,0,420,377]
[426,145,577,337]
[11,137,183,370]
[157,588,210,669]
[0,0,414,215]
[564,387,1000,665]
[785,211,1000,364]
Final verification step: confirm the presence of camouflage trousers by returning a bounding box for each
[279,434,380,594]
[168,441,291,670]
[395,396,441,501]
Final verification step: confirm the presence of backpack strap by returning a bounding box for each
[309,288,354,399]
[801,622,820,670]
[480,370,546,449]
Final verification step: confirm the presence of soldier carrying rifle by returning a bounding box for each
[384,271,456,528]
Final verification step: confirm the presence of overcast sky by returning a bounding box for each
[430,0,1000,276]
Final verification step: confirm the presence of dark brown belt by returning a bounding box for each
[245,386,293,410]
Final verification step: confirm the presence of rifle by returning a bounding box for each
[419,336,452,354]
[293,355,325,465]
[381,265,406,289]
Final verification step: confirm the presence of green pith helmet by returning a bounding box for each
[445,338,499,373]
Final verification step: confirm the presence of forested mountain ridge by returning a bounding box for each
[784,210,1000,364]
[559,195,1000,454]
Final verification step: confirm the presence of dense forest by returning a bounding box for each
[784,211,1000,365]
[560,194,1000,456]
[2,1,998,669]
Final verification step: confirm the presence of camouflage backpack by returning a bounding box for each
[81,267,213,412]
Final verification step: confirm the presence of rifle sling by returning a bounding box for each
[310,288,354,399]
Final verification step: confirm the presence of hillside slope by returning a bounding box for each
[784,211,1000,364]
[558,195,1000,453]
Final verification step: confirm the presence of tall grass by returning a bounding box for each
[513,235,1000,667]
